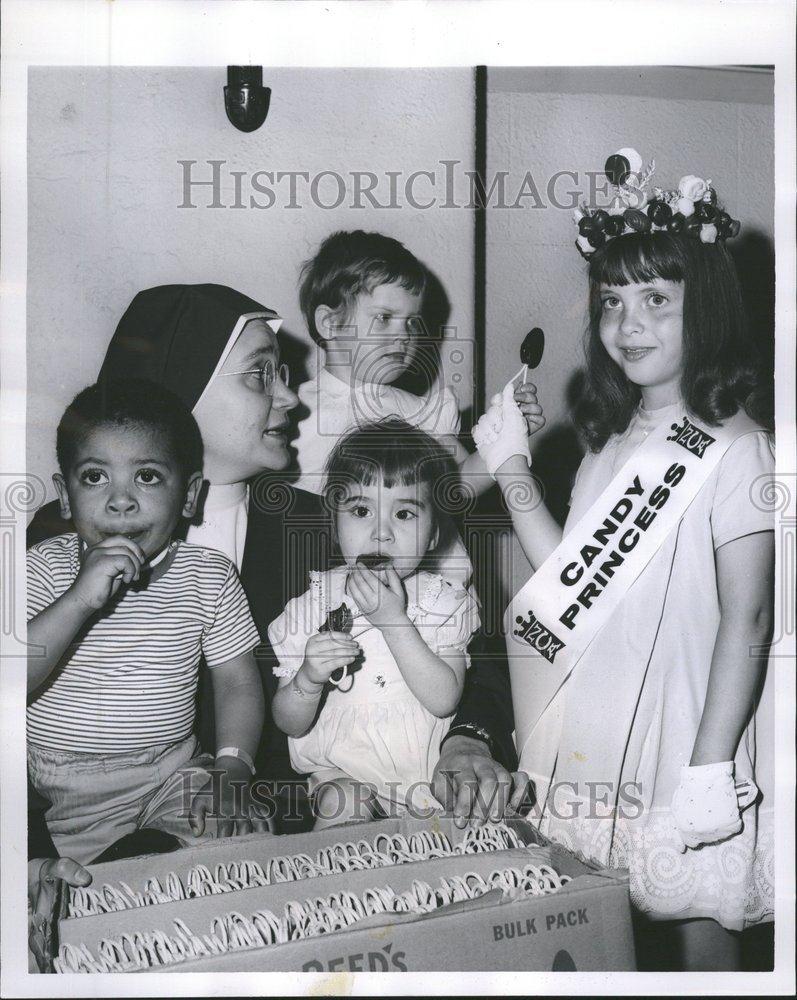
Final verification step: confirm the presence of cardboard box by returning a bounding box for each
[56,816,635,972]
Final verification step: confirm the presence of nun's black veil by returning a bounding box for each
[98,284,280,410]
[27,284,281,545]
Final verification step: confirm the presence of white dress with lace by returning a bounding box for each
[537,403,775,931]
[268,567,480,812]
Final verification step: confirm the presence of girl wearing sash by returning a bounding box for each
[473,152,774,969]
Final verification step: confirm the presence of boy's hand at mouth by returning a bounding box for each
[346,562,407,630]
[70,535,146,611]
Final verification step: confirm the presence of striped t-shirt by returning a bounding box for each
[26,534,260,753]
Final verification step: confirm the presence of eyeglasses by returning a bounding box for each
[218,360,290,395]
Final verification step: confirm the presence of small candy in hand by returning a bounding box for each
[356,553,392,571]
[319,601,353,634]
[319,601,354,684]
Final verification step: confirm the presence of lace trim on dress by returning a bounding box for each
[310,568,452,626]
[273,569,470,676]
[542,805,774,931]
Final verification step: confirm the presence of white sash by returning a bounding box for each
[505,409,759,810]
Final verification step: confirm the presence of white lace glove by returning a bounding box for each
[472,381,531,478]
[671,761,759,851]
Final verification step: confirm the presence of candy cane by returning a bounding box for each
[59,860,574,974]
[64,820,533,928]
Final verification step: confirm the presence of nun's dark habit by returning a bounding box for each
[27,284,516,834]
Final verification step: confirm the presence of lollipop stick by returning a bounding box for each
[329,664,349,687]
[522,364,528,385]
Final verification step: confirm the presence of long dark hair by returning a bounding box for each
[576,232,759,451]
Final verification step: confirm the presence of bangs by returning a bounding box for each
[324,419,455,507]
[329,448,423,493]
[359,262,426,299]
[589,232,689,287]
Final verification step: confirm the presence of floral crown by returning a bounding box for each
[574,147,741,260]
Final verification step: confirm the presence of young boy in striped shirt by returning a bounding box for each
[27,379,268,864]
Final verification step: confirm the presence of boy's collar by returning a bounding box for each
[318,363,391,396]
[317,363,354,395]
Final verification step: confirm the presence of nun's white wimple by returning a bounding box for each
[191,312,283,413]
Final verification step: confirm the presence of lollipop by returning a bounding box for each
[319,602,354,634]
[319,602,354,686]
[515,327,545,384]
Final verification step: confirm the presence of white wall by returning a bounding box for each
[26,67,475,497]
[485,66,774,595]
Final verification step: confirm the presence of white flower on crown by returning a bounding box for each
[678,175,709,202]
[616,147,643,174]
[700,223,718,244]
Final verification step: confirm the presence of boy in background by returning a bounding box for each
[293,229,490,495]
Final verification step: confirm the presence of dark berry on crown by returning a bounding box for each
[716,209,731,229]
[623,209,651,233]
[647,200,673,227]
[604,153,631,187]
[586,229,606,249]
[715,211,732,236]
[695,202,717,222]
[667,212,686,233]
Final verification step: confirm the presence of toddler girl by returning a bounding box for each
[474,149,774,969]
[270,419,480,827]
